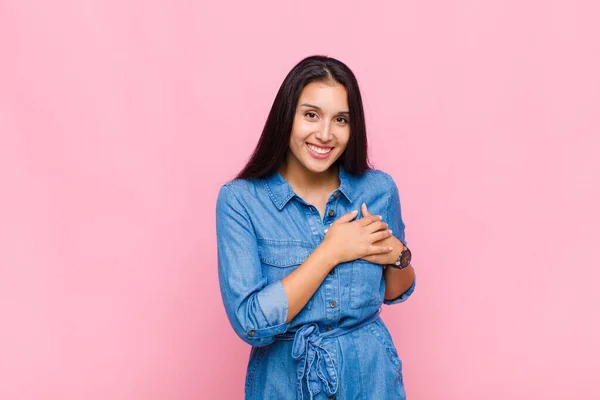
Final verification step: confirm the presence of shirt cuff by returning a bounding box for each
[246,280,289,339]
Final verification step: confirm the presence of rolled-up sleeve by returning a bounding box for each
[382,173,416,305]
[216,184,289,346]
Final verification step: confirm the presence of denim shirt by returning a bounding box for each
[216,165,416,399]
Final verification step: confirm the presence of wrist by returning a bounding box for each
[315,240,341,270]
[384,237,405,266]
[385,240,411,269]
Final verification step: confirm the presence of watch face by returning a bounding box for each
[401,248,412,268]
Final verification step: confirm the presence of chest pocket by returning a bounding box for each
[257,240,315,310]
[349,259,384,309]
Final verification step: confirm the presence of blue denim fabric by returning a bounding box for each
[216,165,416,399]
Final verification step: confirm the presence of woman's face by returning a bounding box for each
[287,80,351,175]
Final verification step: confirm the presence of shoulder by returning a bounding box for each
[220,177,257,194]
[358,168,398,192]
[217,178,262,209]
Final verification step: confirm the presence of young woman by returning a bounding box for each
[216,55,416,399]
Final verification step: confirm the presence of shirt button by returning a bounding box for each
[329,268,335,275]
[326,327,333,331]
[329,301,337,308]
[328,209,335,217]
[248,330,255,337]
[329,396,336,400]
[333,191,339,198]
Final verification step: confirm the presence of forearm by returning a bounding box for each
[281,243,337,323]
[382,237,415,300]
[384,264,415,301]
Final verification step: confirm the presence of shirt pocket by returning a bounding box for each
[349,259,384,309]
[257,240,314,310]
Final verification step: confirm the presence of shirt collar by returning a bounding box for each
[263,164,355,211]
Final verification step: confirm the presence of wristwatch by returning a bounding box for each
[388,244,412,270]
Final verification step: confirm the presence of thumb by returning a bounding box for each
[361,203,373,217]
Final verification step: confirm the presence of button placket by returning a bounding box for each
[303,202,323,238]
[323,198,340,328]
[322,200,336,236]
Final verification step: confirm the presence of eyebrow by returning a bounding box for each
[299,103,350,115]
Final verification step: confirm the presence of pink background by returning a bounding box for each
[1,1,599,399]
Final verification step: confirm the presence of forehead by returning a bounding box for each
[298,81,348,110]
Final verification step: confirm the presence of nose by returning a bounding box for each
[315,120,334,141]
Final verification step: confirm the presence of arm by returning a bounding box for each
[383,254,416,302]
[216,184,337,346]
[216,184,288,346]
[281,245,337,322]
[382,174,416,304]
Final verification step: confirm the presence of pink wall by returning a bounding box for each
[1,1,598,399]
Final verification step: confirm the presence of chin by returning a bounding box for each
[301,158,337,174]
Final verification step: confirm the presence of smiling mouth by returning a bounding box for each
[306,143,334,154]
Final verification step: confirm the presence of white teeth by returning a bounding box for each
[307,143,332,154]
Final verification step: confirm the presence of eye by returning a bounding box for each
[305,112,318,119]
[336,116,348,124]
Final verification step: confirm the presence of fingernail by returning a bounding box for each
[352,210,358,213]
[361,202,366,209]
[388,229,393,234]
[378,215,383,220]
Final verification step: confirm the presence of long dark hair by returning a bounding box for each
[235,55,372,180]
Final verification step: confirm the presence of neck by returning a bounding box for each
[279,159,340,194]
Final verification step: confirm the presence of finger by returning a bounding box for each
[370,245,394,255]
[361,203,373,217]
[371,229,393,241]
[357,215,383,227]
[333,210,358,225]
[366,221,388,234]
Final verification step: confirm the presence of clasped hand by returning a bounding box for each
[322,203,400,266]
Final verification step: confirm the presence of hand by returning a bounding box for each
[322,208,394,265]
[360,203,400,265]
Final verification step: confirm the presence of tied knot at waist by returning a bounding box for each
[291,323,338,398]
[276,308,382,399]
